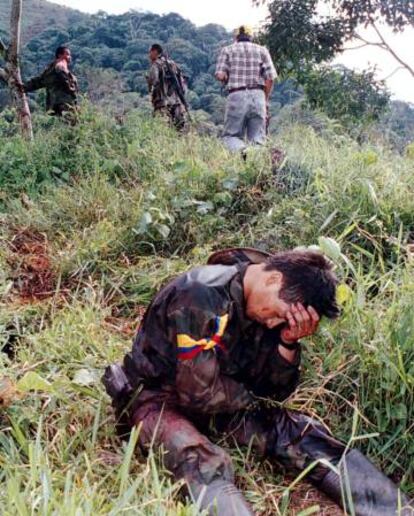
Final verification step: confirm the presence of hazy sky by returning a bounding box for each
[53,0,414,103]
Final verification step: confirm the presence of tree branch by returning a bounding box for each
[382,66,406,81]
[371,22,414,78]
[345,42,372,51]
[354,33,385,48]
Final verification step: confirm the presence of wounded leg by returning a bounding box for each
[132,402,253,515]
[226,407,413,516]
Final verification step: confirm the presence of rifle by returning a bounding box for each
[162,53,192,122]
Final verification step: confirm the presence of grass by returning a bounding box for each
[0,104,413,514]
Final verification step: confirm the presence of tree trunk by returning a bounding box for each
[0,0,33,140]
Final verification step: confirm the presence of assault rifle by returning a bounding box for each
[162,53,192,122]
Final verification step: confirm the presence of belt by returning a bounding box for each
[228,85,265,94]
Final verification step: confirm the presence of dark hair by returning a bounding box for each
[150,44,163,55]
[236,26,252,42]
[265,250,340,319]
[55,46,69,59]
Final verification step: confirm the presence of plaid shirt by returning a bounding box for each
[215,41,277,90]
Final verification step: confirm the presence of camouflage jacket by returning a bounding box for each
[24,61,78,112]
[104,248,301,417]
[147,56,185,109]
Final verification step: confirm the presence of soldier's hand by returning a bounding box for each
[281,304,320,344]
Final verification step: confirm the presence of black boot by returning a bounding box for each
[319,449,413,516]
[193,479,253,516]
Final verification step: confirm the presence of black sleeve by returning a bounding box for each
[266,345,301,401]
[250,328,301,401]
[24,72,46,92]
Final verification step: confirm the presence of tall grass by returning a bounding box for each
[0,104,413,513]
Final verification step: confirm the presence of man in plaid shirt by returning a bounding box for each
[215,25,277,152]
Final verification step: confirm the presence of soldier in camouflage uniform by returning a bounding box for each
[104,248,413,516]
[24,46,78,117]
[147,44,188,132]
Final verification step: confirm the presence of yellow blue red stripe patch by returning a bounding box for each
[177,314,229,361]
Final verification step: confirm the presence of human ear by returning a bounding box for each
[264,271,283,287]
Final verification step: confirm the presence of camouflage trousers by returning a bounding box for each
[154,103,187,132]
[131,401,346,504]
[51,103,78,125]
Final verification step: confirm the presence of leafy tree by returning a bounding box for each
[256,0,414,126]
[259,0,347,76]
[259,0,414,78]
[301,65,390,128]
[332,0,414,31]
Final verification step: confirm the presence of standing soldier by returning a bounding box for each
[103,247,413,516]
[215,26,277,153]
[147,44,188,132]
[24,46,78,117]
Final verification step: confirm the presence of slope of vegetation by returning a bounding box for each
[0,0,86,41]
[0,0,230,125]
[0,104,413,514]
[1,0,413,148]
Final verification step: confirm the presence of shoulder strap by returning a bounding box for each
[207,247,271,266]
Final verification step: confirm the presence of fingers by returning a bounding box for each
[308,305,320,322]
[286,309,297,329]
[291,303,309,331]
[286,304,320,340]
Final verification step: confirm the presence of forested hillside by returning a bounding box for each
[1,0,413,146]
[0,0,86,41]
[0,0,232,125]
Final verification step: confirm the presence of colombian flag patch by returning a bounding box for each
[177,314,229,361]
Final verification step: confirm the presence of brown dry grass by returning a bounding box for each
[7,227,57,301]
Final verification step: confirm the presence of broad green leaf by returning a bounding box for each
[318,236,341,260]
[17,372,53,393]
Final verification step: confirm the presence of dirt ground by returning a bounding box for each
[7,228,57,301]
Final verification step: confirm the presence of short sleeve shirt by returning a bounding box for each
[215,41,277,90]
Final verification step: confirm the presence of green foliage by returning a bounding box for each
[0,0,230,120]
[0,0,86,42]
[259,0,414,130]
[261,0,347,75]
[301,65,390,129]
[331,0,414,31]
[372,100,414,151]
[2,0,411,139]
[1,52,414,515]
[260,0,414,75]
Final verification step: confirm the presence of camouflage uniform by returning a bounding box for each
[24,61,78,116]
[104,249,413,516]
[147,56,187,132]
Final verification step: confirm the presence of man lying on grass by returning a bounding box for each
[103,248,413,515]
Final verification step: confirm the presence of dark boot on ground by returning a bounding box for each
[193,479,253,516]
[319,449,414,516]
